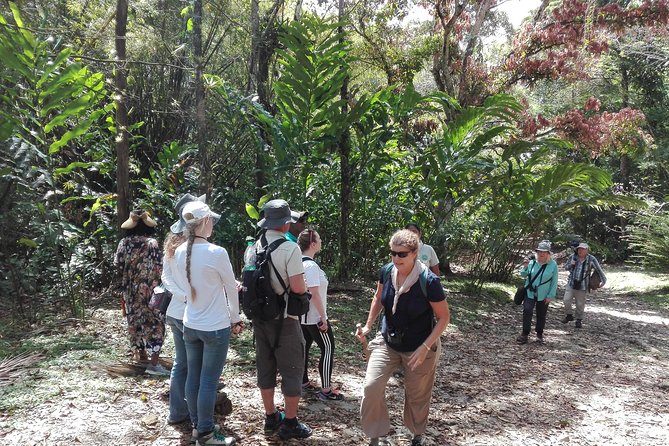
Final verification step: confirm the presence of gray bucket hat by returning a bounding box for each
[535,240,552,252]
[257,199,295,229]
[170,193,206,233]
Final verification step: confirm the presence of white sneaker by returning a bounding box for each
[191,424,220,445]
[196,426,235,446]
[145,363,171,376]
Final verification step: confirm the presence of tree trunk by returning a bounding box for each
[115,0,130,227]
[193,0,210,196]
[247,0,259,94]
[338,0,351,279]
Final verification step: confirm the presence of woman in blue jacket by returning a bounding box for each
[517,240,559,344]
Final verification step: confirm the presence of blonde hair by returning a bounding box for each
[389,229,419,252]
[183,218,208,301]
[164,232,187,259]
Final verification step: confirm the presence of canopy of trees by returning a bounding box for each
[1,0,668,322]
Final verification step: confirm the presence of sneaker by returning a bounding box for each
[196,426,236,446]
[318,389,344,401]
[516,334,528,344]
[145,363,171,376]
[575,319,582,328]
[263,410,284,434]
[278,419,312,440]
[562,314,574,324]
[412,435,424,446]
[191,424,220,445]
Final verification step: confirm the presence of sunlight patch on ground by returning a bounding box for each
[588,306,669,325]
[605,269,669,293]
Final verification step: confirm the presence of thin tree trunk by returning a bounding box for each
[115,0,130,227]
[338,0,351,279]
[247,0,259,93]
[193,0,210,196]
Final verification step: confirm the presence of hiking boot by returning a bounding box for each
[278,419,312,440]
[516,334,528,344]
[562,314,574,324]
[263,410,284,434]
[196,426,236,446]
[145,363,171,376]
[575,319,582,328]
[535,334,544,344]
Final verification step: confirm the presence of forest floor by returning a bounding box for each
[1,267,669,446]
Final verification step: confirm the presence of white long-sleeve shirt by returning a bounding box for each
[161,256,188,321]
[173,242,241,331]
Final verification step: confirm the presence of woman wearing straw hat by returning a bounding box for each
[516,240,559,344]
[114,209,166,373]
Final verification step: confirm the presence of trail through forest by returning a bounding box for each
[1,269,668,446]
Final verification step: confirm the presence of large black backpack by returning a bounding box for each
[241,236,287,321]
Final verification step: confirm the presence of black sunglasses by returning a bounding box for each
[390,250,412,258]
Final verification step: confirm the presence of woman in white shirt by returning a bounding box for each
[174,201,243,446]
[297,229,343,401]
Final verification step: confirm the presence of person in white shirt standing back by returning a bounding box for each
[405,223,440,276]
[174,201,244,446]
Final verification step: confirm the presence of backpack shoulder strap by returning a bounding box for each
[381,262,394,284]
[419,268,428,299]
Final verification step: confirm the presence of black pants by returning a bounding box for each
[301,322,336,389]
[522,298,549,336]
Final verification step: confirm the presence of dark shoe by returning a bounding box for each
[516,334,528,344]
[535,334,544,344]
[278,419,312,440]
[318,389,344,401]
[562,314,574,324]
[167,416,190,425]
[301,381,318,392]
[263,410,284,434]
[575,319,582,328]
[412,435,424,445]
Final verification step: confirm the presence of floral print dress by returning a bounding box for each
[114,235,164,355]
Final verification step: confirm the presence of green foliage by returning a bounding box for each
[626,204,669,271]
[0,3,112,322]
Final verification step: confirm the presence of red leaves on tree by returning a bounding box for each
[505,0,669,86]
[522,98,651,158]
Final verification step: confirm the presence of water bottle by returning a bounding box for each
[243,239,256,271]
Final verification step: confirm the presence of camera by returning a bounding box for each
[387,327,404,345]
[528,253,536,261]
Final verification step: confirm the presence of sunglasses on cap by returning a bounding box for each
[390,250,413,258]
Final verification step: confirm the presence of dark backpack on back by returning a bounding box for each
[241,237,287,321]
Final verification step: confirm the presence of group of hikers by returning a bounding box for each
[113,194,606,445]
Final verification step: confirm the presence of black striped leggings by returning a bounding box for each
[301,322,336,389]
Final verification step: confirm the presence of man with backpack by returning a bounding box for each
[562,242,607,329]
[246,199,312,440]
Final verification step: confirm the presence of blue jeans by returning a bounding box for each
[183,325,231,434]
[166,316,189,423]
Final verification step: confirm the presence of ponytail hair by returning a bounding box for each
[183,217,207,301]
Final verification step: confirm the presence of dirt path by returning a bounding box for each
[1,269,668,445]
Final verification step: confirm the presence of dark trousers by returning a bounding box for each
[522,298,549,336]
[301,323,336,389]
